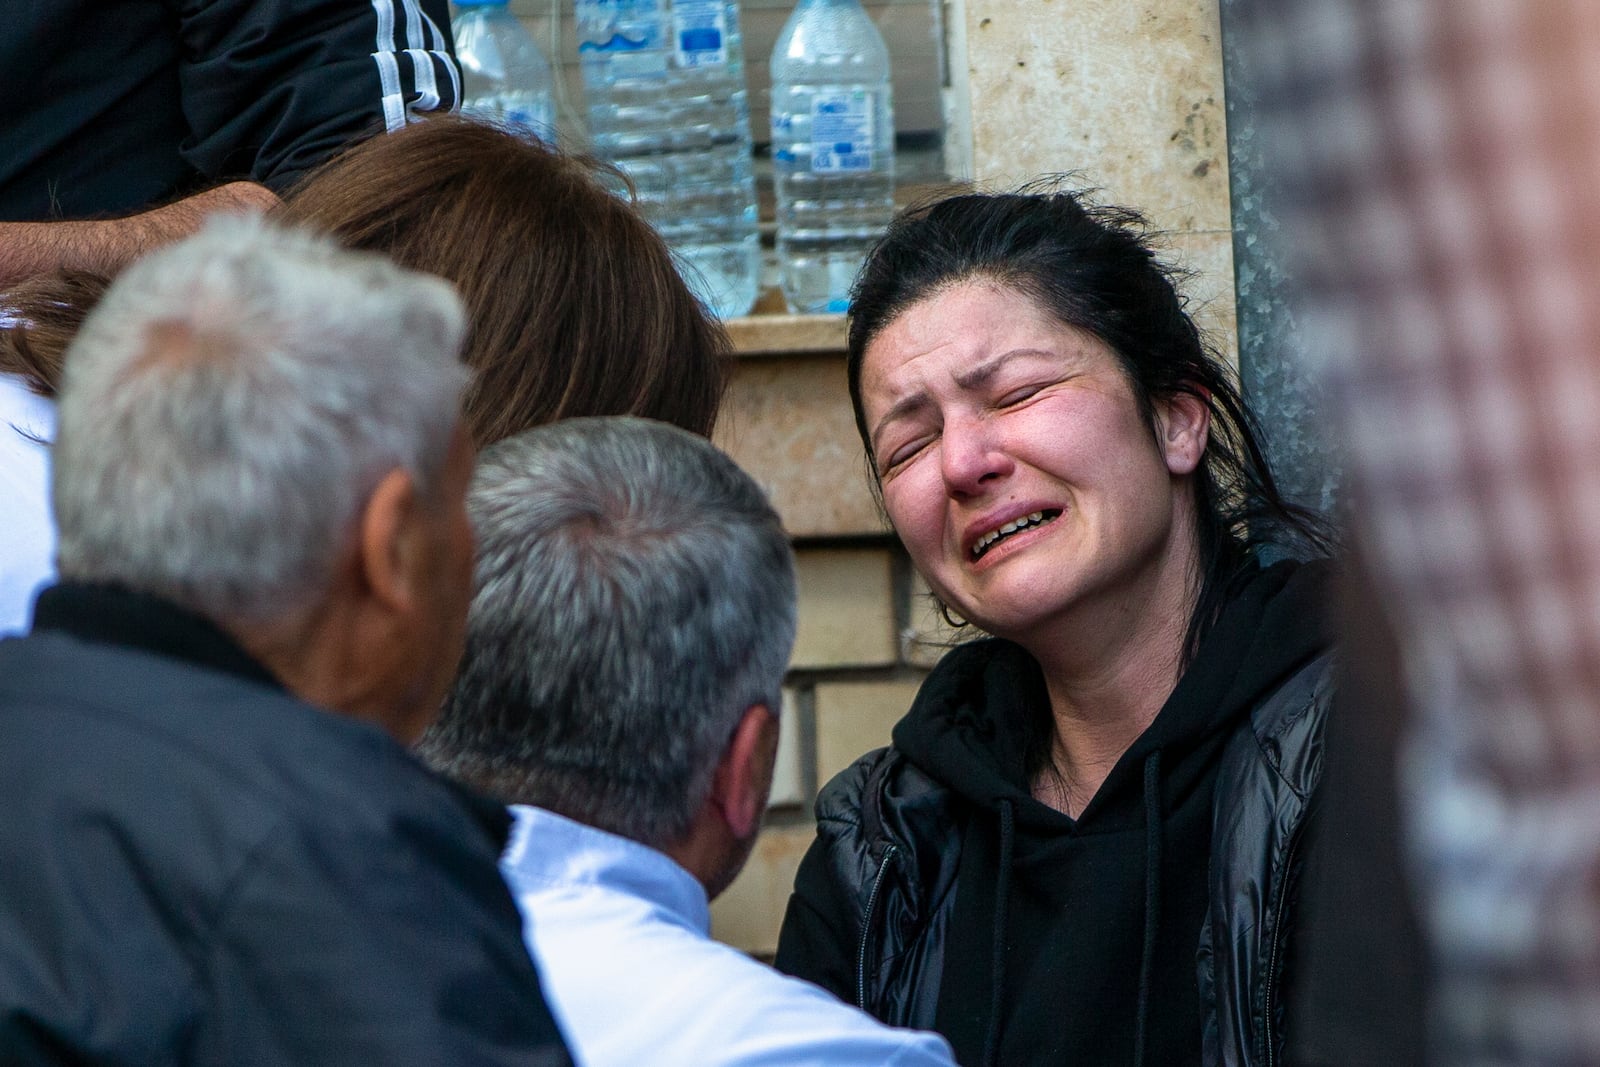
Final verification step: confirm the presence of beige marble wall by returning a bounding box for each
[954,0,1238,357]
[713,354,886,538]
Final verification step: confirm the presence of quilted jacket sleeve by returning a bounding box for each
[774,750,888,1007]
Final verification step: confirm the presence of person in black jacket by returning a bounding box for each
[0,0,459,285]
[773,187,1336,1067]
[0,216,571,1065]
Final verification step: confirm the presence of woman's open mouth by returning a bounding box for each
[971,509,1062,560]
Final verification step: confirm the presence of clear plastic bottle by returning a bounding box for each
[452,0,557,144]
[575,0,760,320]
[770,0,895,314]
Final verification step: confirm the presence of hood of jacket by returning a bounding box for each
[888,558,1334,1067]
[891,558,1333,825]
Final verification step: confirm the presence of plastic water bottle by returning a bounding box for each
[452,0,557,144]
[575,0,760,319]
[770,0,895,314]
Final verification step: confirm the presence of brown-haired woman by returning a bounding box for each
[0,115,734,631]
[277,115,730,443]
[1,115,731,439]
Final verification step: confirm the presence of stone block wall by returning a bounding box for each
[706,538,967,959]
[702,535,968,960]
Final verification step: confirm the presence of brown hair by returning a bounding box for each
[278,115,731,442]
[0,271,110,397]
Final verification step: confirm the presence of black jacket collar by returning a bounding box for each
[31,581,285,693]
[29,581,517,849]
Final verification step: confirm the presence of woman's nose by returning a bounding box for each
[940,415,1012,497]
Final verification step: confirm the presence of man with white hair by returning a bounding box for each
[418,416,955,1067]
[0,218,571,1065]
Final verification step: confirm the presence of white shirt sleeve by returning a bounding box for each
[0,373,56,636]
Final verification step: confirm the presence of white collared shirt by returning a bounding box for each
[502,805,956,1067]
[0,372,56,636]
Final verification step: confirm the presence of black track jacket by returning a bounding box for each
[0,0,460,220]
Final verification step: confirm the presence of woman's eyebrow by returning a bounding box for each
[869,392,931,454]
[871,348,1066,450]
[952,347,1058,391]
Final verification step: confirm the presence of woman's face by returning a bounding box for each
[859,281,1208,644]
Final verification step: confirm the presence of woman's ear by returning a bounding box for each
[1157,390,1210,476]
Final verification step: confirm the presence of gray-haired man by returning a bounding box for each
[0,217,571,1065]
[419,416,953,1067]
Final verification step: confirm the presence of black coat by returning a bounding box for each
[0,584,572,1065]
[0,0,459,220]
[776,562,1335,1067]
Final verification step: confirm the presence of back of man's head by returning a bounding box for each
[52,215,468,631]
[419,416,797,852]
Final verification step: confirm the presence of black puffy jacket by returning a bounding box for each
[776,561,1335,1067]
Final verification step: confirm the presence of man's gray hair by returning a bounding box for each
[52,215,468,627]
[418,417,797,849]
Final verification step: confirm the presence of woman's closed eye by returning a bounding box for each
[879,429,938,475]
[995,378,1062,410]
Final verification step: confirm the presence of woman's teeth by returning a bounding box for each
[972,510,1055,559]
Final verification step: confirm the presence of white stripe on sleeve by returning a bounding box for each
[370,0,408,131]
[406,49,441,112]
[415,4,461,109]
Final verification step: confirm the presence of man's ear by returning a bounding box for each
[355,466,425,615]
[708,705,780,840]
[1157,389,1210,477]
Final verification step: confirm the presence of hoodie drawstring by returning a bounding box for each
[981,797,1015,1067]
[1132,750,1163,1067]
[981,757,1161,1067]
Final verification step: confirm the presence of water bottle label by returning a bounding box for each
[809,91,876,173]
[576,0,664,55]
[673,0,727,68]
[771,112,794,162]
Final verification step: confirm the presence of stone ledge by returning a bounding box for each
[725,312,848,357]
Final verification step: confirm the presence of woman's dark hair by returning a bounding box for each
[846,185,1332,658]
[280,115,731,442]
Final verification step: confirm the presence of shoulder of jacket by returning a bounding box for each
[815,742,954,810]
[814,747,957,849]
[814,746,911,837]
[1228,650,1338,805]
[1250,651,1337,732]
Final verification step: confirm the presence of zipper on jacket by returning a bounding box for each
[856,842,899,1012]
[1261,828,1302,1067]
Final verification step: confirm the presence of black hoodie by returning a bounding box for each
[887,560,1331,1066]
